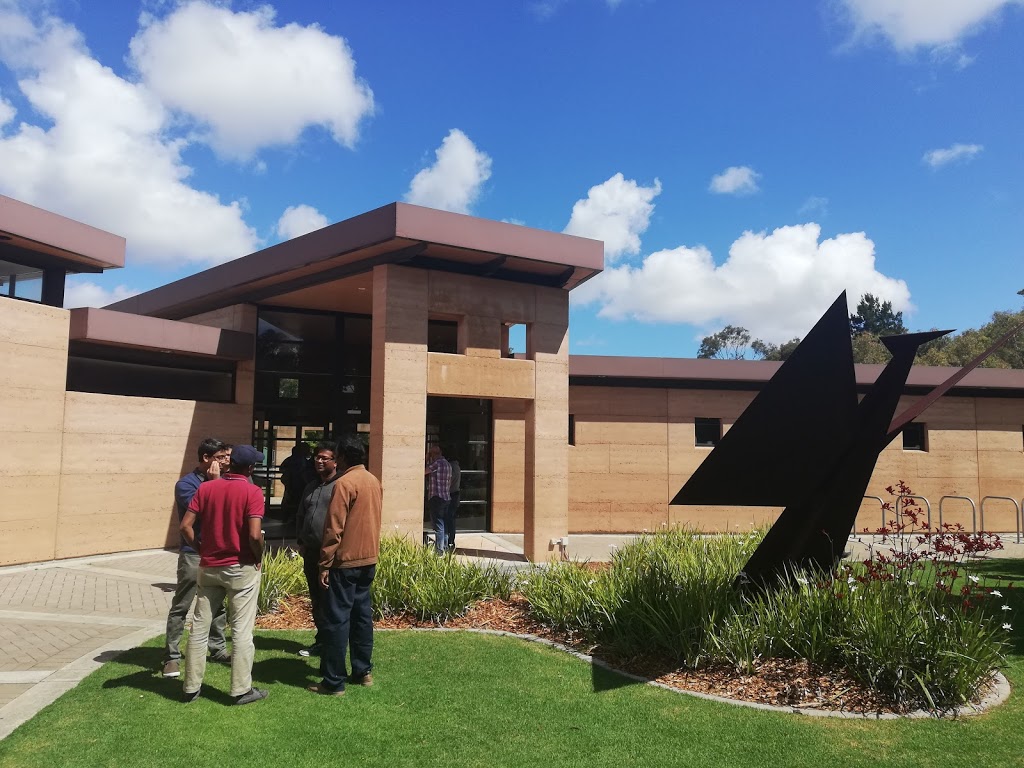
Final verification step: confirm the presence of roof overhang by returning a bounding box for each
[0,195,126,273]
[69,308,254,361]
[110,202,605,320]
[568,355,1024,396]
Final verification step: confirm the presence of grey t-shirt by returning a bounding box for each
[297,473,341,550]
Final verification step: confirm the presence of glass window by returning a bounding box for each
[0,259,44,303]
[902,422,927,451]
[695,417,722,447]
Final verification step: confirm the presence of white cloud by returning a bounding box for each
[405,129,492,214]
[0,6,259,266]
[798,196,829,217]
[923,143,983,168]
[709,166,761,196]
[0,91,14,127]
[276,204,329,240]
[129,1,374,160]
[63,279,138,309]
[838,0,1022,50]
[562,173,661,262]
[573,222,911,343]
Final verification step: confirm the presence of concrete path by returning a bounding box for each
[0,549,178,740]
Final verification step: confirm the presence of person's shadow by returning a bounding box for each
[99,646,234,705]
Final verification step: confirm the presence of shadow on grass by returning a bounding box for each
[591,660,642,692]
[254,633,309,654]
[251,656,318,687]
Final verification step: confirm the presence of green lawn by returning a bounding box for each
[0,623,1022,768]
[0,559,1021,768]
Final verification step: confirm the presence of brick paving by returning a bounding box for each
[0,549,179,740]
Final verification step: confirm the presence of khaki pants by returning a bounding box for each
[184,564,261,697]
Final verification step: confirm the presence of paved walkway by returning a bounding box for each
[0,549,179,740]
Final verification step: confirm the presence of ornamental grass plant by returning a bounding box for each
[372,535,513,622]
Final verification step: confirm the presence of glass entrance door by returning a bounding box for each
[426,397,492,532]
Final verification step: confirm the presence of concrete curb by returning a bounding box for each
[379,626,1012,719]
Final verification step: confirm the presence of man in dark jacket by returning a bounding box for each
[308,435,382,696]
[295,440,343,658]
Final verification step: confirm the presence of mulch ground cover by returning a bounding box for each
[257,594,913,714]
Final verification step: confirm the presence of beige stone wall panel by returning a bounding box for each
[0,476,59,523]
[0,516,58,566]
[0,300,69,350]
[427,354,535,399]
[0,341,68,391]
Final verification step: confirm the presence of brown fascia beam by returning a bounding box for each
[69,307,254,360]
[242,242,428,304]
[0,195,126,269]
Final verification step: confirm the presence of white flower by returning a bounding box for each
[907,581,916,586]
[850,585,858,593]
[1002,604,1012,612]
[847,576,856,584]
[969,575,980,584]
[1003,623,1013,631]
[992,590,1003,597]
[796,577,809,586]
[938,614,948,622]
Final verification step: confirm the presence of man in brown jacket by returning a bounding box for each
[308,435,382,696]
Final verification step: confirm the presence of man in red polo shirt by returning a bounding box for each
[180,444,267,706]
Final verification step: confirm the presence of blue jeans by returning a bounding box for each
[428,496,447,553]
[444,492,460,551]
[319,564,375,692]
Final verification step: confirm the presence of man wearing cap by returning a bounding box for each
[162,437,231,679]
[180,444,268,706]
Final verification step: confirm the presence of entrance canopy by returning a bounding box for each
[111,202,604,320]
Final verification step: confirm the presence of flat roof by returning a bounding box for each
[0,195,125,272]
[111,202,605,320]
[568,355,1024,394]
[69,308,253,360]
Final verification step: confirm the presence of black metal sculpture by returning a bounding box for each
[671,291,1023,589]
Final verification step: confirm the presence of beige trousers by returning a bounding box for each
[184,564,261,697]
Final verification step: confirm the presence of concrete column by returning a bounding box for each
[523,288,570,561]
[370,265,429,541]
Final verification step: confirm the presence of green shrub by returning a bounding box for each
[258,547,307,615]
[373,535,514,622]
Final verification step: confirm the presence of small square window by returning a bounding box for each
[902,422,927,451]
[278,377,299,399]
[695,417,721,447]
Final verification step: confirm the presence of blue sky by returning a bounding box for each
[1,0,1021,357]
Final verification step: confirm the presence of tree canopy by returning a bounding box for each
[695,292,1024,368]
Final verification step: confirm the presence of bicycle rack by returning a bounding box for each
[939,495,977,533]
[979,496,1022,544]
[860,495,886,535]
[896,495,932,532]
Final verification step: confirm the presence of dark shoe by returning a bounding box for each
[162,660,180,678]
[182,687,201,703]
[349,673,373,687]
[298,645,320,658]
[307,684,345,697]
[235,687,269,706]
[209,651,232,664]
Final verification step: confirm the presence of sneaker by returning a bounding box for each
[209,651,232,664]
[162,660,180,678]
[307,684,344,697]
[182,687,201,703]
[349,673,373,687]
[234,687,269,706]
[298,645,320,658]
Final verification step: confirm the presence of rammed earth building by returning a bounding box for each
[2,195,1022,566]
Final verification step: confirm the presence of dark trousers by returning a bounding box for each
[320,564,375,691]
[445,492,460,550]
[302,551,325,647]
